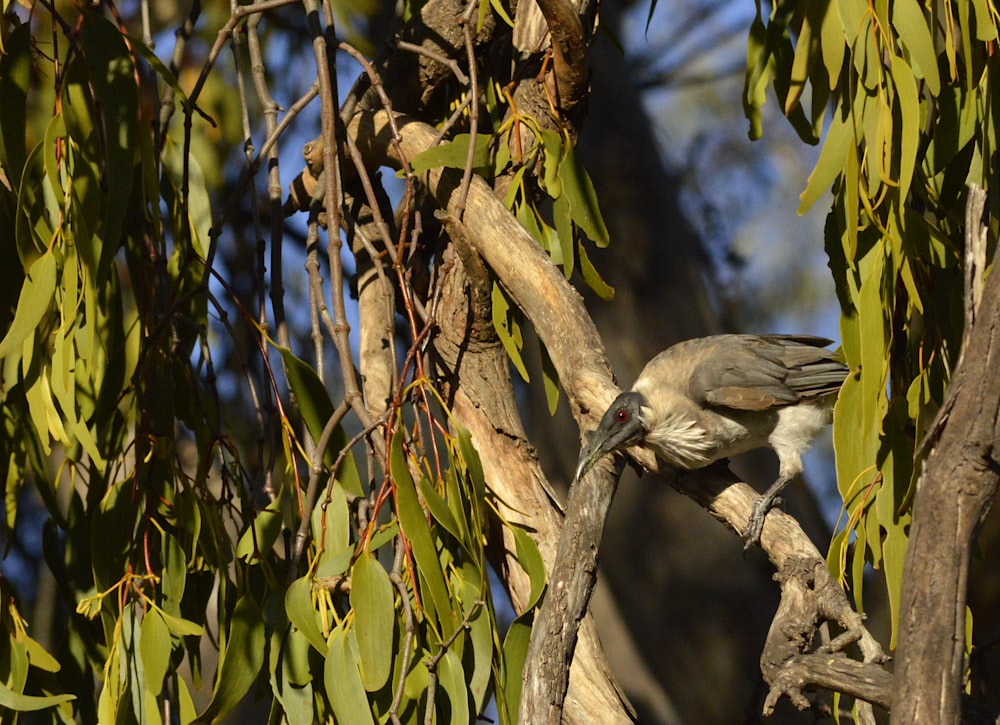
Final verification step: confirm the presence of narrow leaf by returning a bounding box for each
[558,145,610,247]
[0,251,56,359]
[390,429,454,634]
[140,609,171,696]
[892,0,940,95]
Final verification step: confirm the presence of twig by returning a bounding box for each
[396,40,469,84]
[455,0,480,220]
[424,600,484,725]
[388,541,416,725]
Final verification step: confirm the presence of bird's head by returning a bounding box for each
[574,391,648,482]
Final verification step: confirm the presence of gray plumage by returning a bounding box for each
[575,334,848,547]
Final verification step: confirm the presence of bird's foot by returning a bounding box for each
[741,494,782,551]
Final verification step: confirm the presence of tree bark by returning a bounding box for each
[892,191,1000,724]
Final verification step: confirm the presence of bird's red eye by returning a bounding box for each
[615,409,629,423]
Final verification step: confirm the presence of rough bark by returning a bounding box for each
[892,192,1000,725]
[519,458,624,724]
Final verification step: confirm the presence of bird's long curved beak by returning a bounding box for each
[574,435,605,483]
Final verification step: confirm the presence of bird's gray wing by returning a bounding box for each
[684,335,844,411]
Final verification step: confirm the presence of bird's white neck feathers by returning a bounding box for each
[638,404,714,469]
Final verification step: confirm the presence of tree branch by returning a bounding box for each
[533,0,590,113]
[892,189,1000,724]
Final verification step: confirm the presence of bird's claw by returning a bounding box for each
[741,495,783,551]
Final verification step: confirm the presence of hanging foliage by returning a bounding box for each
[746,0,998,640]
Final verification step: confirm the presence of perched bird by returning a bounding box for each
[574,334,848,548]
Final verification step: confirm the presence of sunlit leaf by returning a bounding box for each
[0,680,75,711]
[439,648,470,725]
[491,282,530,382]
[285,576,327,654]
[407,133,492,174]
[140,609,171,697]
[0,251,55,359]
[892,0,940,95]
[351,552,395,691]
[235,505,283,562]
[577,240,614,301]
[511,524,546,610]
[390,428,454,634]
[324,625,375,725]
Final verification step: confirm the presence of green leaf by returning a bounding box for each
[194,595,265,724]
[0,680,75,711]
[558,146,610,247]
[278,347,363,495]
[0,251,56,359]
[407,134,493,174]
[820,0,847,88]
[312,480,350,562]
[552,193,575,279]
[439,648,470,725]
[19,631,60,673]
[235,505,283,562]
[325,625,375,725]
[285,576,327,653]
[577,240,614,301]
[454,423,486,515]
[890,55,920,202]
[491,282,530,383]
[498,616,532,723]
[743,10,769,140]
[418,475,464,543]
[511,524,546,610]
[351,553,395,691]
[283,625,314,688]
[160,530,187,618]
[390,428,454,635]
[278,345,334,440]
[539,340,561,416]
[456,573,492,714]
[971,0,998,40]
[140,609,171,697]
[892,0,940,95]
[798,102,851,214]
[157,609,205,638]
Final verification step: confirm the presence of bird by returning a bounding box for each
[574,334,848,548]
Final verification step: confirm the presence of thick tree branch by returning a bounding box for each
[519,458,625,724]
[533,0,590,113]
[892,189,1000,724]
